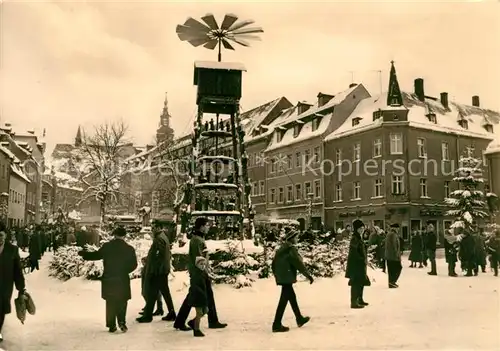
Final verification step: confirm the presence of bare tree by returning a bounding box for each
[77,120,129,224]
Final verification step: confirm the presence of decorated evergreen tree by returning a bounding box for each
[445,155,489,233]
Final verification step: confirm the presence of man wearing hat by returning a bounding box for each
[385,223,402,288]
[79,226,138,333]
[271,228,313,332]
[425,222,438,276]
[345,219,370,308]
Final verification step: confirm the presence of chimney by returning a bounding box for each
[349,83,357,88]
[316,93,334,108]
[297,101,312,115]
[440,92,449,110]
[414,78,425,101]
[472,95,480,107]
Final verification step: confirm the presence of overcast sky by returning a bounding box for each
[1,1,499,154]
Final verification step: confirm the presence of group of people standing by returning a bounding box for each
[77,217,227,337]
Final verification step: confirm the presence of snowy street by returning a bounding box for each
[2,253,499,351]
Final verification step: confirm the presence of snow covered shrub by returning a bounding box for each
[48,246,86,281]
[210,241,260,288]
[298,239,350,277]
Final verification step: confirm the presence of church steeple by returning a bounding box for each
[387,61,403,106]
[156,92,174,144]
[75,125,82,146]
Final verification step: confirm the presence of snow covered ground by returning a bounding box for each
[2,253,499,350]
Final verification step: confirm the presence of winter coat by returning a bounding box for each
[145,232,171,277]
[487,236,500,258]
[345,232,370,286]
[28,233,42,260]
[459,234,476,262]
[385,230,401,261]
[66,232,76,245]
[79,238,138,301]
[473,235,487,265]
[425,231,437,252]
[272,242,312,285]
[444,236,458,263]
[409,234,423,262]
[0,242,26,314]
[368,231,385,260]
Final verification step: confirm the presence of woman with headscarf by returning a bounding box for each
[345,219,370,308]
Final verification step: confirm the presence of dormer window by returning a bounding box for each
[428,115,437,124]
[373,110,382,121]
[312,118,321,131]
[352,117,362,127]
[277,129,285,142]
[458,119,468,129]
[484,124,494,133]
[293,125,301,137]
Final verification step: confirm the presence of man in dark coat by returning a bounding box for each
[473,234,487,274]
[444,230,459,277]
[486,229,500,276]
[368,228,386,271]
[346,219,370,308]
[271,229,313,332]
[136,229,176,323]
[425,223,438,275]
[28,228,42,272]
[173,217,227,331]
[459,233,476,277]
[385,223,402,288]
[79,226,137,333]
[0,222,27,343]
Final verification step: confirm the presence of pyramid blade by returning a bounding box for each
[232,26,264,35]
[221,38,235,50]
[220,13,238,30]
[183,17,211,33]
[229,34,261,41]
[187,38,210,47]
[228,37,250,47]
[201,13,219,30]
[227,19,254,31]
[203,39,219,50]
[176,24,208,39]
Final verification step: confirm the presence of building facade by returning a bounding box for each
[485,138,500,225]
[8,161,30,227]
[323,62,498,243]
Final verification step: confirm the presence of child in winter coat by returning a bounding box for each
[271,229,313,333]
[486,229,500,276]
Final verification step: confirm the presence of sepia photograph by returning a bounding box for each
[0,0,499,350]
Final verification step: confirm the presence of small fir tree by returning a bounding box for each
[445,155,488,233]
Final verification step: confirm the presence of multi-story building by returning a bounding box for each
[485,136,500,225]
[0,124,44,224]
[0,144,12,223]
[13,130,46,222]
[323,62,498,243]
[263,85,371,228]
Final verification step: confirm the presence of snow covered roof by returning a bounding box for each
[0,144,15,159]
[194,61,246,71]
[485,133,500,154]
[266,114,333,152]
[272,84,360,127]
[10,162,30,183]
[325,91,498,141]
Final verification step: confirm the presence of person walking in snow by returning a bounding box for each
[173,217,227,333]
[78,226,137,333]
[271,229,313,332]
[409,228,423,268]
[139,257,163,318]
[0,222,27,343]
[346,219,371,308]
[385,223,402,288]
[486,229,500,276]
[28,227,41,272]
[136,228,176,323]
[425,223,438,275]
